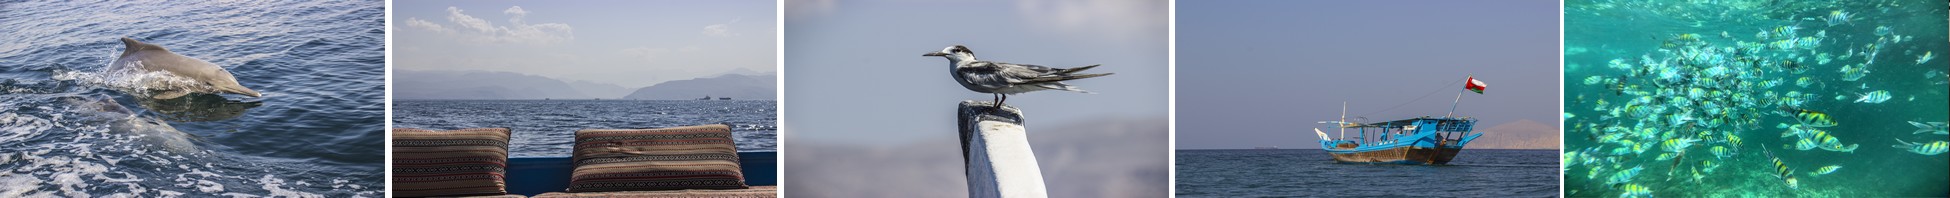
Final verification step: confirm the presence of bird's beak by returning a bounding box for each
[923,52,948,57]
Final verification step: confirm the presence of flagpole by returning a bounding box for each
[1447,89,1462,118]
[1448,75,1468,118]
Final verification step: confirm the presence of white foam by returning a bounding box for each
[0,175,43,197]
[157,190,184,197]
[220,192,262,198]
[256,174,323,198]
[195,180,225,193]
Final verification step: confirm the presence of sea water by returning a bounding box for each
[1564,0,1949,196]
[1176,149,1559,197]
[393,100,779,157]
[0,0,385,196]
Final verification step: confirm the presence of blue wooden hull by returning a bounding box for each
[1317,117,1482,165]
[503,151,778,196]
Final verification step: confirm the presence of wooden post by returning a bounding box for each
[957,100,1049,198]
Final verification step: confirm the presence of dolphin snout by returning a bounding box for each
[222,86,261,97]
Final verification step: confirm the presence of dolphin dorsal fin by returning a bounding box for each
[119,37,169,56]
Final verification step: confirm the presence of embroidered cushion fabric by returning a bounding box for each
[569,124,747,192]
[534,186,777,198]
[393,128,512,197]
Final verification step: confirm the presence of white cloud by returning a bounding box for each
[703,18,740,37]
[503,6,528,16]
[404,17,450,33]
[411,6,574,45]
[446,7,498,33]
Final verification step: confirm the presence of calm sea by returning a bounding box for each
[0,0,385,196]
[393,100,778,157]
[1176,149,1559,197]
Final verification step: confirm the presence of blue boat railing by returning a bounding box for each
[1318,117,1479,151]
[503,151,779,196]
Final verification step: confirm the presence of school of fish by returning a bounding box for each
[1566,1,1947,196]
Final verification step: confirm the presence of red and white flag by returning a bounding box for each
[1465,76,1487,94]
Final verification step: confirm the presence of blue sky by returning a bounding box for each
[784,0,1169,143]
[393,0,775,88]
[1176,0,1562,149]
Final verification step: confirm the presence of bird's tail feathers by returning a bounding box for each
[1036,84,1095,94]
[1027,73,1113,83]
[1054,64,1102,75]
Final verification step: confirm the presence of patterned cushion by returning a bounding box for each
[570,124,746,192]
[393,128,512,197]
[534,186,776,198]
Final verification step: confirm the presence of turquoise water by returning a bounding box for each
[1564,0,1948,197]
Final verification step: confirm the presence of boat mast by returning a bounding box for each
[1339,101,1347,140]
[1447,76,1467,118]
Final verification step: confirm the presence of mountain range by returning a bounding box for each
[394,69,775,100]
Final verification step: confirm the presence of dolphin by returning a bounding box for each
[62,95,207,155]
[111,37,260,99]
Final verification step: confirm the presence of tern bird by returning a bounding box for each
[923,45,1112,107]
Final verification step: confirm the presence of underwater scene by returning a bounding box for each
[1564,0,1949,197]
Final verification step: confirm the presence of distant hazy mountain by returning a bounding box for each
[622,73,776,100]
[394,70,591,100]
[719,67,774,76]
[1464,119,1561,149]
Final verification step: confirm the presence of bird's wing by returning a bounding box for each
[957,61,1015,89]
[991,61,1112,83]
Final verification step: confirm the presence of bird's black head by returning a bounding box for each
[924,45,973,57]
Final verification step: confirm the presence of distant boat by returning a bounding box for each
[697,95,713,100]
[1254,146,1279,149]
[1314,77,1488,165]
[718,97,731,100]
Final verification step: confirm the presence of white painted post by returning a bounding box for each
[957,100,1049,198]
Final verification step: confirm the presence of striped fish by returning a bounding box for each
[1608,166,1644,185]
[1811,130,1859,153]
[1790,138,1818,151]
[1783,107,1838,127]
[1724,131,1743,152]
[1620,183,1652,197]
[1893,139,1950,155]
[1909,121,1948,135]
[1807,165,1841,177]
[1661,138,1699,153]
[1763,145,1799,190]
[1826,10,1851,26]
[1854,90,1891,103]
[1699,160,1720,173]
[1773,25,1799,38]
[1840,64,1869,81]
[1710,146,1732,159]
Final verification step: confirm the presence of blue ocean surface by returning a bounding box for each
[0,0,384,197]
[1176,149,1559,197]
[1564,0,1949,197]
[392,100,778,157]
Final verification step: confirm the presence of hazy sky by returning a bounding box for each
[393,0,776,88]
[1176,0,1561,149]
[785,0,1169,143]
